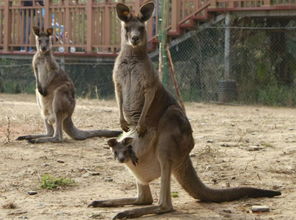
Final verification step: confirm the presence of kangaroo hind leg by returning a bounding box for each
[16,120,54,141]
[28,88,70,143]
[88,183,153,208]
[112,138,175,219]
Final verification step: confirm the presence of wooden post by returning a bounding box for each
[228,1,234,8]
[44,0,50,30]
[224,12,231,80]
[133,0,141,13]
[104,1,110,52]
[170,0,180,33]
[263,0,271,7]
[86,0,93,53]
[3,0,10,52]
[209,0,216,8]
[65,0,70,52]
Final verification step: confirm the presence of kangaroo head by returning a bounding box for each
[32,27,53,53]
[116,2,154,48]
[107,137,138,165]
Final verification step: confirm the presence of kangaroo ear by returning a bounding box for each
[122,137,133,146]
[46,27,54,36]
[138,2,154,22]
[116,3,131,22]
[107,138,118,148]
[32,26,40,36]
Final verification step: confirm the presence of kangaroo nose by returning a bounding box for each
[132,36,139,42]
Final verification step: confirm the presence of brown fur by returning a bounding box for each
[88,3,281,219]
[16,27,122,143]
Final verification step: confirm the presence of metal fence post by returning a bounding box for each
[224,12,231,80]
[159,0,169,86]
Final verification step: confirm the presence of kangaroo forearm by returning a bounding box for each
[138,87,156,125]
[115,86,125,121]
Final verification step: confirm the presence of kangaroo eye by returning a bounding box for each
[38,40,42,44]
[125,26,130,32]
[46,39,49,43]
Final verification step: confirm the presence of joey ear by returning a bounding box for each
[122,137,133,146]
[116,3,131,22]
[107,138,118,147]
[46,27,54,36]
[32,26,40,36]
[138,2,154,22]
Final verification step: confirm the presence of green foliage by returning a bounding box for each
[40,174,75,190]
[171,191,179,198]
[258,85,296,106]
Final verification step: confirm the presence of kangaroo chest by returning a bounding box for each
[115,57,147,124]
[35,58,54,88]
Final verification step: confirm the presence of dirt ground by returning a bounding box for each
[0,93,295,220]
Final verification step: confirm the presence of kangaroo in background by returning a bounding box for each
[88,2,281,219]
[17,27,122,143]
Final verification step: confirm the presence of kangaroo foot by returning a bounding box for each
[112,205,174,219]
[27,137,62,144]
[88,198,138,208]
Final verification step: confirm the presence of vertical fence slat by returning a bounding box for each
[104,5,110,50]
[3,0,9,51]
[171,0,181,33]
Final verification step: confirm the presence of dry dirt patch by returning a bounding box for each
[0,94,295,219]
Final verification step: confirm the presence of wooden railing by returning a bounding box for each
[209,0,296,9]
[1,0,296,55]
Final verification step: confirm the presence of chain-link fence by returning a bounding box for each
[0,58,115,99]
[158,18,296,106]
[1,17,296,106]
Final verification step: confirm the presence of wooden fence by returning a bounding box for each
[1,0,296,55]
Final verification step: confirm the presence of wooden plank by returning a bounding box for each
[3,0,9,51]
[171,0,181,33]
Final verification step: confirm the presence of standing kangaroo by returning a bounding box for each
[17,27,122,143]
[89,2,281,219]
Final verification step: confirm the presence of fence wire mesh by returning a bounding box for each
[1,18,296,106]
[157,18,296,106]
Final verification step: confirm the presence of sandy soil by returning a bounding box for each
[0,93,295,220]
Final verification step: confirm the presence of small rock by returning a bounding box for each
[90,172,101,176]
[223,209,232,213]
[27,191,38,195]
[105,177,113,182]
[82,173,90,177]
[57,160,65,163]
[220,144,230,147]
[247,146,263,151]
[251,205,270,212]
[90,213,103,219]
[207,140,214,143]
[190,154,196,158]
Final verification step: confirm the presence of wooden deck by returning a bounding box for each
[1,0,296,57]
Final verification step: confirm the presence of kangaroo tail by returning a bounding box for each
[63,117,122,140]
[173,157,281,203]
